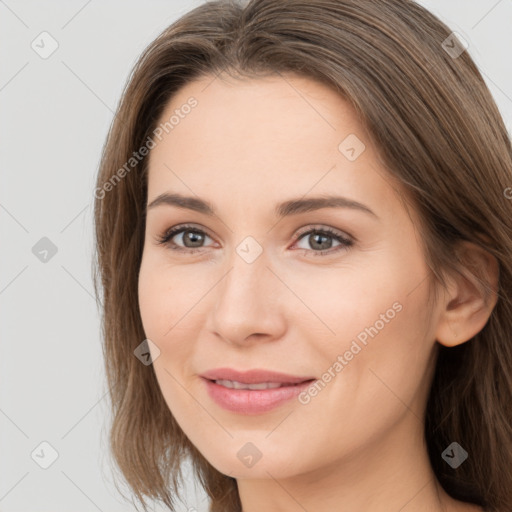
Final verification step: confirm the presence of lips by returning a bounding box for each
[199,368,317,414]
[199,367,316,385]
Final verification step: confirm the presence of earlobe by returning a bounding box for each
[435,241,499,348]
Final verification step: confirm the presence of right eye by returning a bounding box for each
[156,224,216,253]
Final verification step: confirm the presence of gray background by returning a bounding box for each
[1,1,511,511]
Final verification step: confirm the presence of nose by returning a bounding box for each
[207,247,286,347]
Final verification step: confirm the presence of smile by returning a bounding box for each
[213,379,300,390]
[202,377,316,414]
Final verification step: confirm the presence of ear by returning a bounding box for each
[435,241,499,347]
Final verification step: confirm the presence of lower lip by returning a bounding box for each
[202,378,315,414]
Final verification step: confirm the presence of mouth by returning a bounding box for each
[210,379,315,390]
[199,367,316,385]
[199,370,317,414]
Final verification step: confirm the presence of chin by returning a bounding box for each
[196,440,309,480]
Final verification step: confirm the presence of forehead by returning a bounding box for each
[146,73,400,217]
[151,73,362,162]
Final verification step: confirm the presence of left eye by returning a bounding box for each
[157,224,214,251]
[156,224,353,256]
[293,228,353,255]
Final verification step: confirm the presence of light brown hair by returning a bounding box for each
[93,1,512,510]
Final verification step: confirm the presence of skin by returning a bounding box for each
[138,73,496,512]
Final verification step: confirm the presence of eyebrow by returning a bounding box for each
[147,192,378,219]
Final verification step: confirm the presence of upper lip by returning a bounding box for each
[200,367,316,385]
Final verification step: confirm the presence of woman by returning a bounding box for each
[93,1,512,511]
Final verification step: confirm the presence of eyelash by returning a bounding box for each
[156,223,354,257]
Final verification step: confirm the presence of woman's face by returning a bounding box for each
[138,74,443,479]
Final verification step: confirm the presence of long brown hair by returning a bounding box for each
[93,1,512,510]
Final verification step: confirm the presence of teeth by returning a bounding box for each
[215,379,284,390]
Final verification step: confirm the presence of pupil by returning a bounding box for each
[184,230,204,247]
[311,233,332,250]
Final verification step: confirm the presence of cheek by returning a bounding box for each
[137,256,198,411]
[296,243,435,410]
[282,260,435,468]
[138,252,214,390]
[138,258,167,339]
[285,251,428,356]
[138,251,199,339]
[312,252,434,411]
